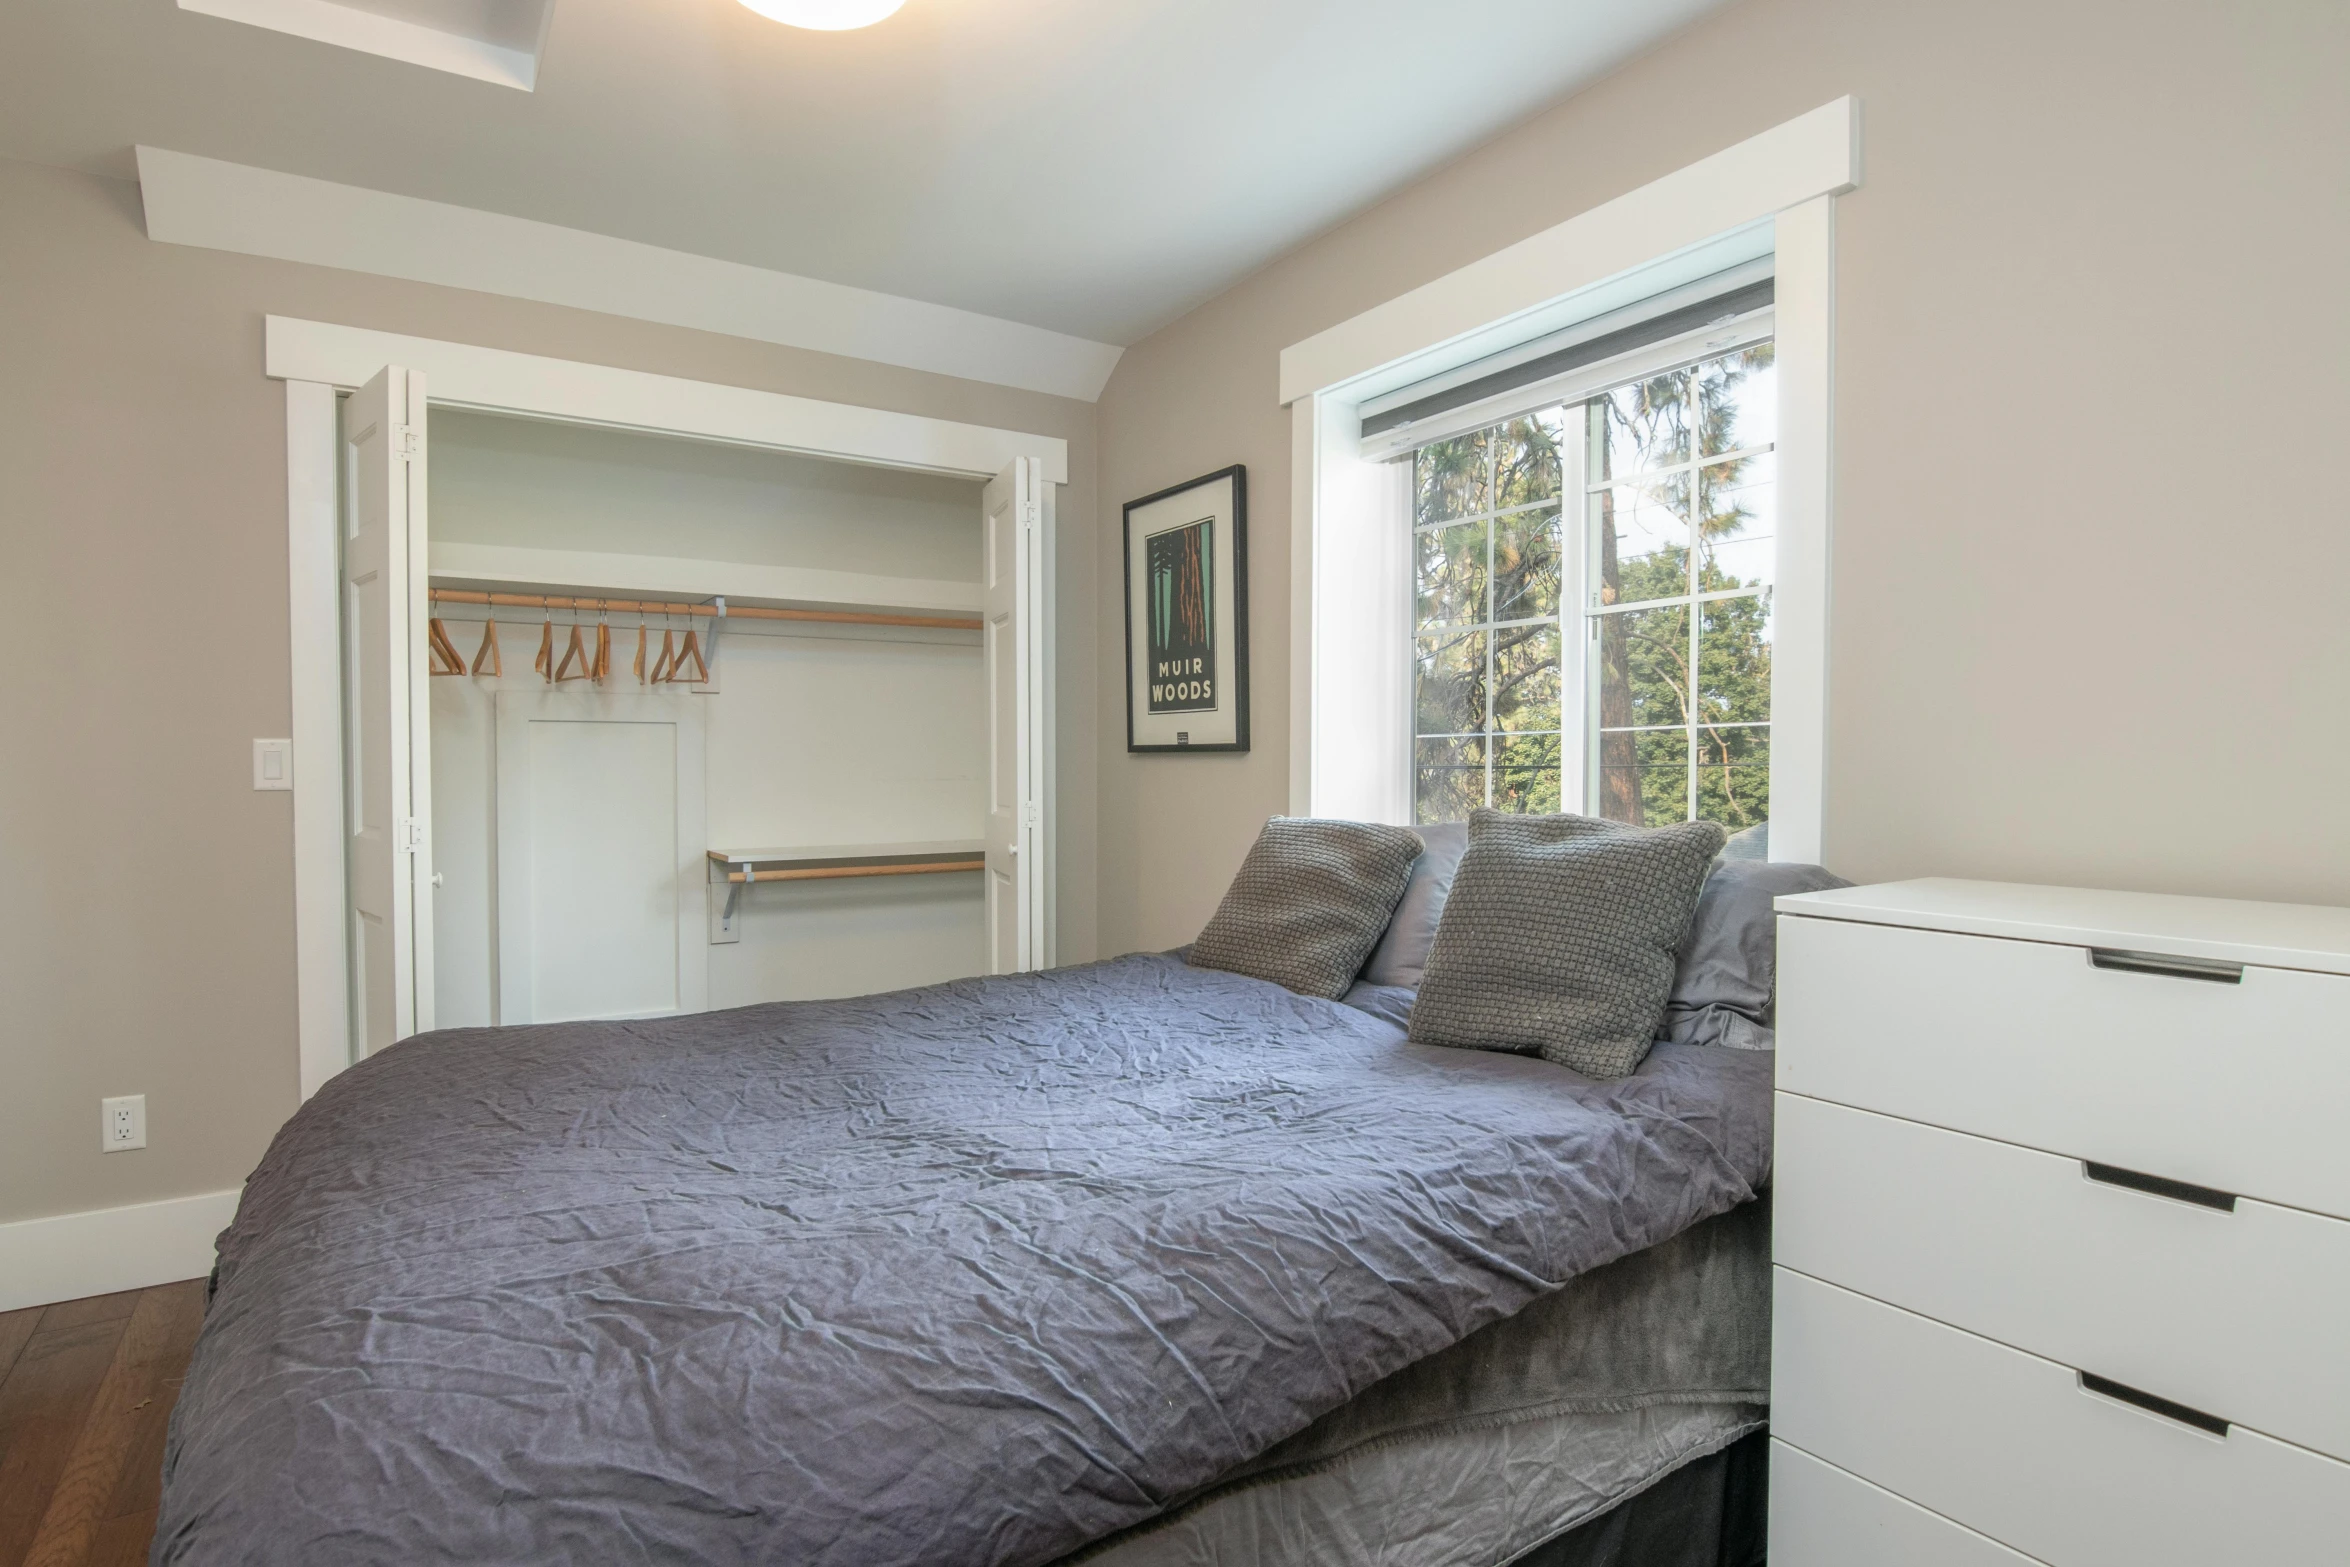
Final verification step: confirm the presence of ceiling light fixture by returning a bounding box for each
[735,0,906,29]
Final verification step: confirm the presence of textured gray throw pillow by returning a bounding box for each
[1410,810,1726,1079]
[1188,819,1426,999]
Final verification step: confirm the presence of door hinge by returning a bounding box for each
[1023,802,1041,828]
[1020,499,1040,530]
[398,817,424,854]
[394,423,420,463]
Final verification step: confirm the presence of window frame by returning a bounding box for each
[1285,102,1850,863]
[1404,325,1778,830]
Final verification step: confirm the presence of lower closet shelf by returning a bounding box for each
[709,842,986,884]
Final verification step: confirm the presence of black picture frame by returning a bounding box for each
[1123,465,1248,754]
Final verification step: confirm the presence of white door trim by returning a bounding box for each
[265,316,1071,483]
[282,333,1063,1097]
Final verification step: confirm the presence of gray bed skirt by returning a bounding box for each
[1066,1197,1770,1567]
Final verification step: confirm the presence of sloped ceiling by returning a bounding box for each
[0,0,1731,343]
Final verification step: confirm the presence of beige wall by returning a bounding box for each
[1094,0,2350,954]
[0,157,1099,1225]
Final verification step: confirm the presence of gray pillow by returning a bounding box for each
[1659,858,1852,1050]
[1356,820,1468,988]
[1188,819,1426,999]
[1337,980,1417,1033]
[1409,810,1725,1079]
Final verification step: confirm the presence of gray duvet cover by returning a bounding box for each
[156,953,1772,1567]
[1074,1198,1771,1566]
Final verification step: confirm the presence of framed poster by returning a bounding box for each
[1124,466,1248,753]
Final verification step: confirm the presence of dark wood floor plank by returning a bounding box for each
[22,1282,208,1567]
[0,1317,132,1566]
[0,1309,42,1389]
[32,1294,140,1333]
[81,1511,156,1567]
[101,1282,206,1522]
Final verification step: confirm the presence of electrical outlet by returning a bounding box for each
[102,1095,146,1153]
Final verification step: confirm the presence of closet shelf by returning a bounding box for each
[428,542,982,619]
[709,841,986,885]
[431,587,979,633]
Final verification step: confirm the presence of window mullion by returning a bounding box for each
[1484,439,1497,809]
[1561,402,1589,816]
[1685,374,1701,822]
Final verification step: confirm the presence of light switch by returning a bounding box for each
[253,739,293,791]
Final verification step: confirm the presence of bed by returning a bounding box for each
[154,951,1773,1566]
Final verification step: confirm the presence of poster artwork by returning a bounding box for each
[1146,517,1217,713]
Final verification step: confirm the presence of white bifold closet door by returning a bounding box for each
[343,364,435,1052]
[984,457,1047,974]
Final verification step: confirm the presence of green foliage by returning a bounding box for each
[1413,346,1772,831]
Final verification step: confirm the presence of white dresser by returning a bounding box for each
[1765,878,2350,1567]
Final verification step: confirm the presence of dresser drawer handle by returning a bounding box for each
[2079,1372,2231,1437]
[2088,947,2243,983]
[2083,1161,2237,1213]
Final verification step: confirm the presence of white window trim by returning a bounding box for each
[1286,100,1854,864]
[277,321,1068,1099]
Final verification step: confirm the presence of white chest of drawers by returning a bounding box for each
[1766,878,2350,1567]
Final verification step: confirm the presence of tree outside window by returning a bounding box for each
[1411,344,1774,838]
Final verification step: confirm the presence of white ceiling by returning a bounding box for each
[0,0,1731,345]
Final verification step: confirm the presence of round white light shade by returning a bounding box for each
[736,0,906,28]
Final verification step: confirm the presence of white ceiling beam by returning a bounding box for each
[139,147,1125,402]
[175,0,548,91]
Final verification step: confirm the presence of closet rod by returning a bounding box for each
[725,860,984,884]
[427,587,981,632]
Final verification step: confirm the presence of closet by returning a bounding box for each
[334,356,1051,1053]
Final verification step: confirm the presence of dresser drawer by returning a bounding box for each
[1769,1440,2044,1567]
[1772,1268,2350,1567]
[1776,914,2350,1220]
[1774,1093,2350,1463]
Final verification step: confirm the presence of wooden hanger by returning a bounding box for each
[591,616,612,684]
[670,621,710,686]
[633,620,648,684]
[534,618,555,683]
[554,619,592,682]
[427,618,466,677]
[471,618,502,678]
[650,624,677,684]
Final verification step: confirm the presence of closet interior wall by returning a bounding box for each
[425,409,989,1026]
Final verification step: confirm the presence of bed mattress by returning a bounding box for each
[156,953,1772,1566]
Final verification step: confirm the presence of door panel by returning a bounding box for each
[343,366,431,1052]
[983,458,1043,974]
[493,690,708,1025]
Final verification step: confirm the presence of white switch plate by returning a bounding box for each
[253,738,293,791]
[102,1094,147,1152]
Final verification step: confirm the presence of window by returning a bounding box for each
[1410,344,1776,842]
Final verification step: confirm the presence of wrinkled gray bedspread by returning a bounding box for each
[156,953,1772,1567]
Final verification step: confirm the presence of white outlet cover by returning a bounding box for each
[102,1094,147,1152]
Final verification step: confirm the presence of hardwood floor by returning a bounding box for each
[0,1280,205,1567]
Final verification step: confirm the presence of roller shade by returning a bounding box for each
[1359,265,1774,457]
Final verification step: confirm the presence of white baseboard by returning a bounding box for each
[0,1189,241,1312]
